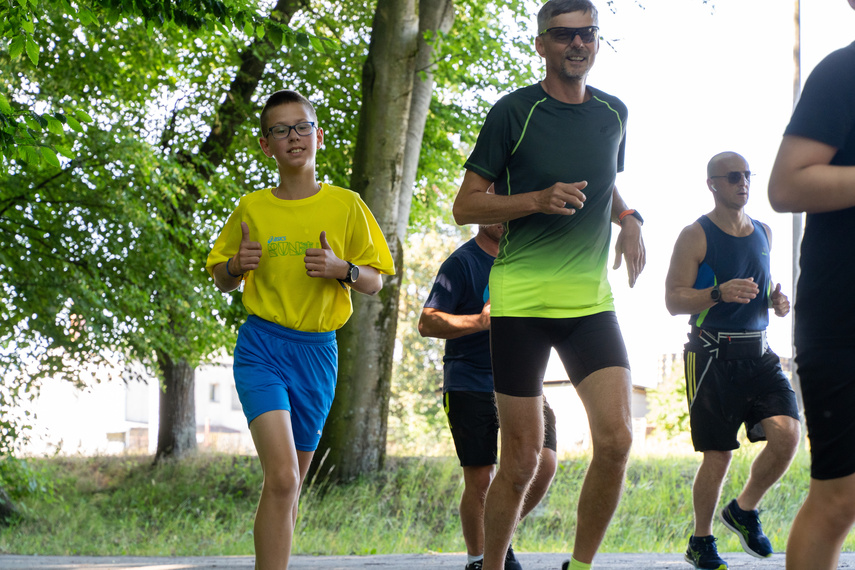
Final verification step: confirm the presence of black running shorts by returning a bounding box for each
[795,346,855,480]
[444,390,558,466]
[490,312,630,397]
[684,345,799,452]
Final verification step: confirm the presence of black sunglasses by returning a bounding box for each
[710,171,753,184]
[539,26,599,44]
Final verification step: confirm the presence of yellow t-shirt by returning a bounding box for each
[206,184,395,332]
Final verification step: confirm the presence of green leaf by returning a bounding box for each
[21,145,39,164]
[255,24,265,40]
[55,145,74,159]
[0,93,12,116]
[78,8,97,27]
[31,111,47,128]
[65,115,82,132]
[73,109,94,124]
[242,21,253,37]
[40,147,61,168]
[25,37,39,65]
[21,19,35,35]
[45,115,64,135]
[309,36,325,54]
[14,0,27,8]
[296,32,309,48]
[9,35,25,60]
[267,25,282,49]
[24,114,41,131]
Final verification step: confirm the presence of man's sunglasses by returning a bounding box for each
[710,171,754,184]
[539,26,599,44]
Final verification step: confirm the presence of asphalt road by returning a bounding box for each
[2,551,855,569]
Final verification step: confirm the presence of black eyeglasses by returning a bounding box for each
[710,171,754,184]
[539,26,599,44]
[267,121,316,139]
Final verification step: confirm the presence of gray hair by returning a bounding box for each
[537,0,599,33]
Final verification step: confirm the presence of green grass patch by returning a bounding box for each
[0,449,845,556]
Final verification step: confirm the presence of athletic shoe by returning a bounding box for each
[464,560,483,570]
[505,543,523,570]
[560,561,569,570]
[720,498,774,558]
[684,535,728,569]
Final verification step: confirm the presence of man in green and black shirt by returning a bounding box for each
[452,1,645,569]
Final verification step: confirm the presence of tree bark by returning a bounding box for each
[154,351,197,462]
[0,485,19,526]
[397,0,454,240]
[311,0,453,482]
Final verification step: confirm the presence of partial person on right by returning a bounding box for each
[768,2,855,568]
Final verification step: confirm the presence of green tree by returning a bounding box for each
[2,0,540,481]
[0,0,321,462]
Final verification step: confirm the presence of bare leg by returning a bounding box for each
[520,447,557,519]
[250,410,312,570]
[692,450,731,536]
[482,394,543,570]
[736,415,799,510]
[460,465,495,557]
[571,367,633,564]
[787,472,855,570]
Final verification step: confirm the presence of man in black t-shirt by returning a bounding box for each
[419,222,558,570]
[768,3,855,567]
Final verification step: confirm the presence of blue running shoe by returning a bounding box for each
[685,535,728,569]
[720,499,774,558]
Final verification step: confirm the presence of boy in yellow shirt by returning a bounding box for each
[206,90,395,569]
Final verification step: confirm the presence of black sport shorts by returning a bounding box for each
[490,312,630,397]
[684,345,799,452]
[444,390,558,467]
[795,346,855,480]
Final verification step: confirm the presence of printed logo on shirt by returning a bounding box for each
[267,236,318,257]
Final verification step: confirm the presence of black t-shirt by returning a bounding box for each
[424,238,495,392]
[784,41,855,349]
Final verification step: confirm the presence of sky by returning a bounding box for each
[519,0,855,387]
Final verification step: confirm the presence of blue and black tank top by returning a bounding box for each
[690,215,771,332]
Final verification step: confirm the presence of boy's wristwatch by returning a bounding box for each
[341,262,359,284]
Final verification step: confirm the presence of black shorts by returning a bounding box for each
[796,346,855,480]
[684,345,799,452]
[490,312,630,397]
[444,390,558,467]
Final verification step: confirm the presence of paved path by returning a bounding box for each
[2,552,855,569]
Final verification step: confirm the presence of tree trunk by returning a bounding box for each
[153,0,303,461]
[154,352,197,462]
[0,485,19,526]
[397,0,454,239]
[311,0,453,482]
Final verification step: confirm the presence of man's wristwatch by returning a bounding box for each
[710,284,721,303]
[618,209,644,225]
[340,261,359,284]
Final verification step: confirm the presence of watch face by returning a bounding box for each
[349,264,359,282]
[711,286,721,302]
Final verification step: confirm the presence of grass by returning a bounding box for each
[0,447,845,557]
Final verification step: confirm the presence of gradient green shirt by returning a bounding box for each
[464,83,627,318]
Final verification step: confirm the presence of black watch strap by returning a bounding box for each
[341,261,358,284]
[711,284,721,303]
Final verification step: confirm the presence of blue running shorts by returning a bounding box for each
[233,315,338,452]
